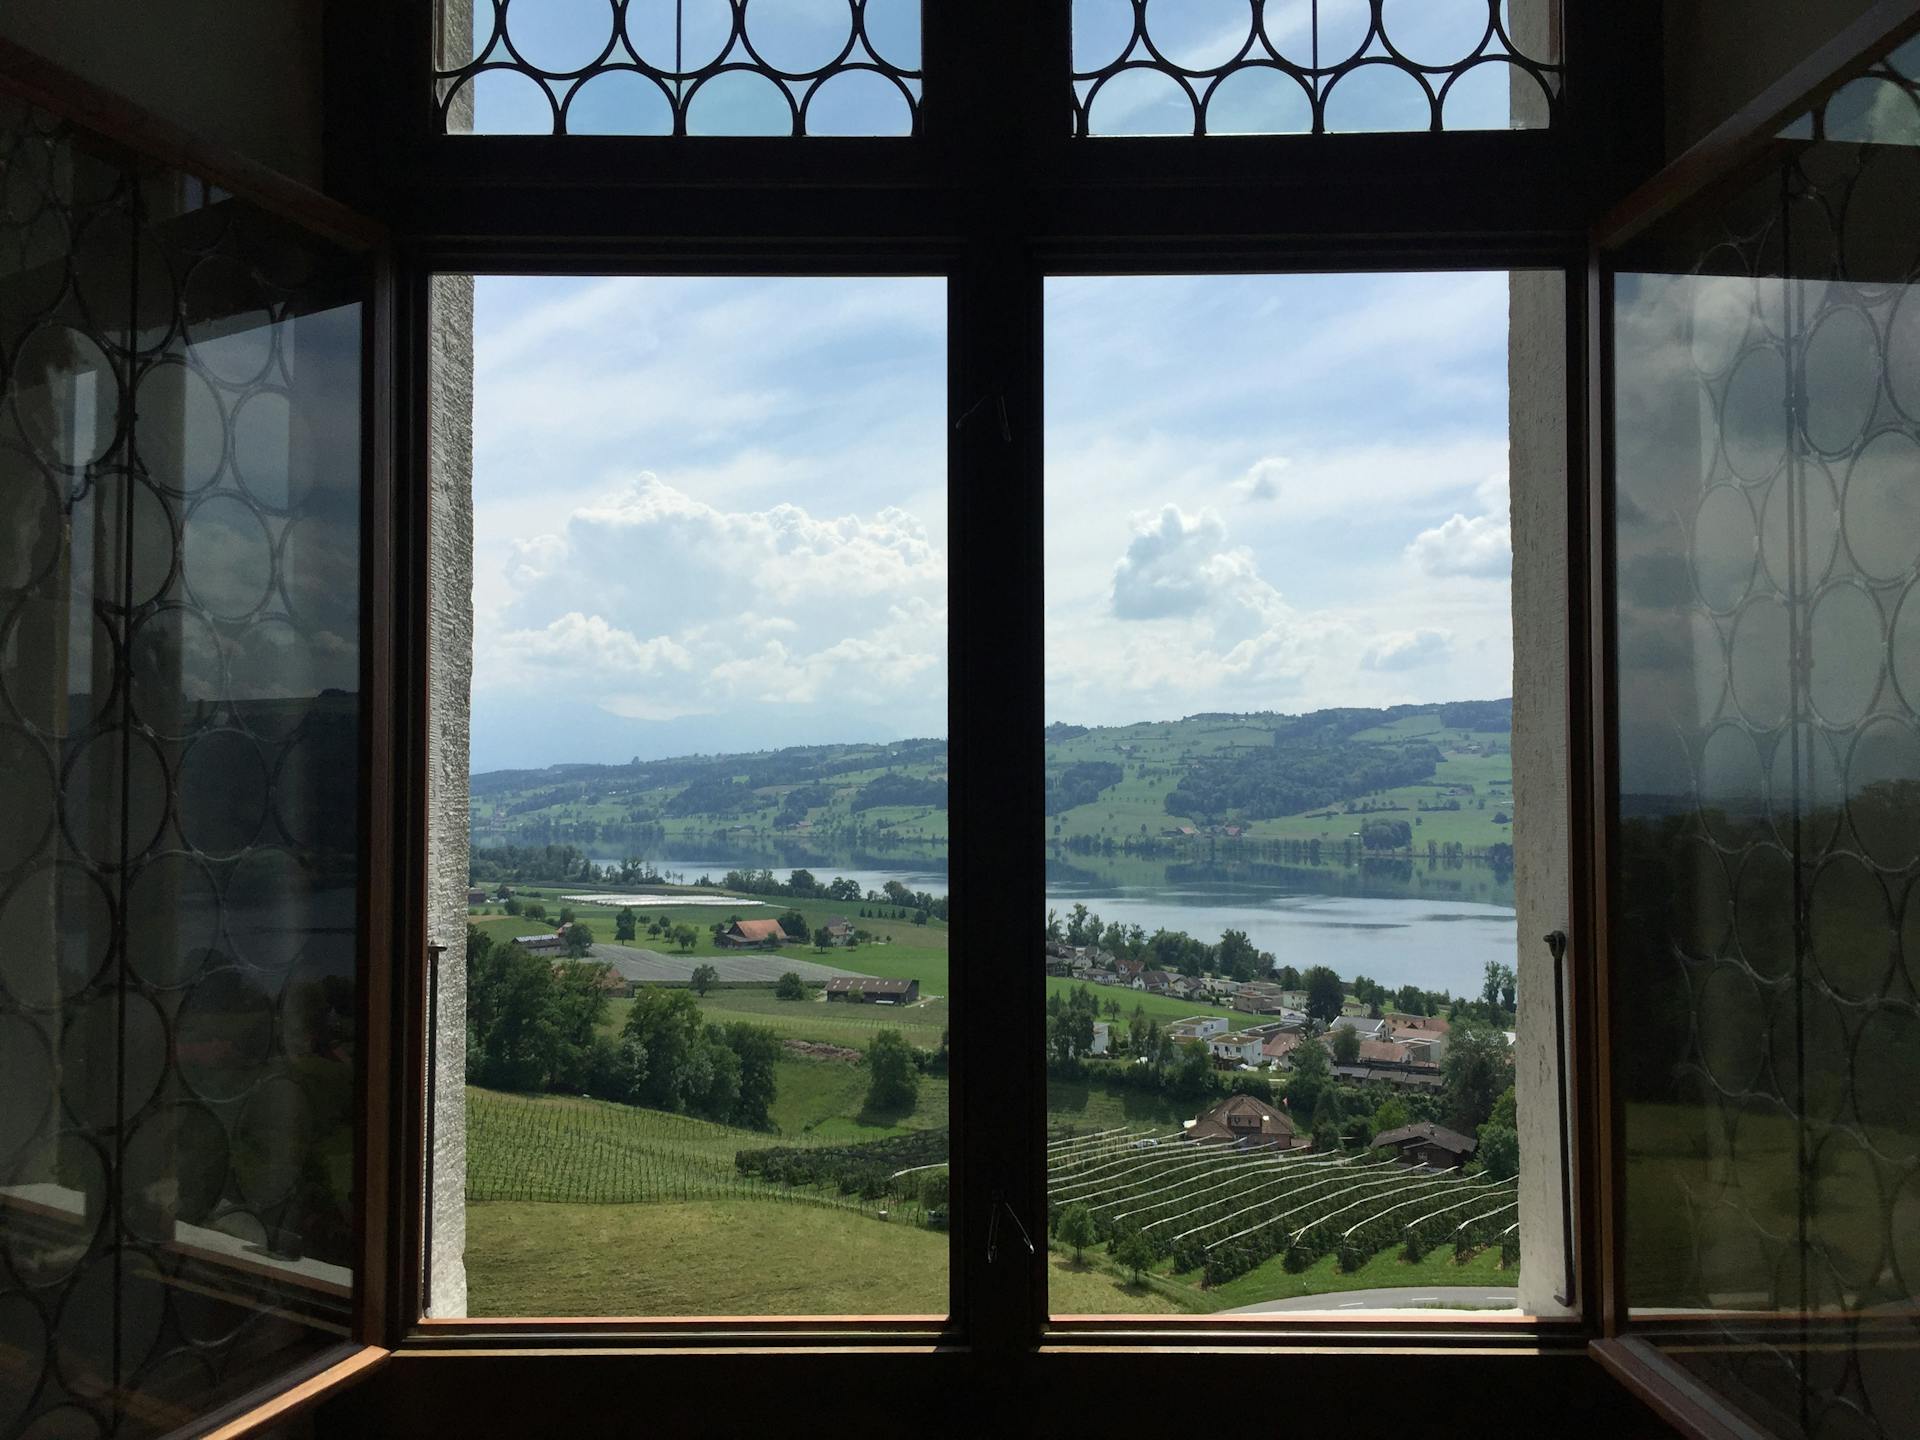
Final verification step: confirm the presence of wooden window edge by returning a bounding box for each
[184,1344,391,1440]
[1589,1336,1771,1440]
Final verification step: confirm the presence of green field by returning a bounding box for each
[466,1201,951,1317]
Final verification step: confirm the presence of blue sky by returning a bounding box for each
[467,272,1517,772]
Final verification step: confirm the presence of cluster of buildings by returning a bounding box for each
[1044,946,1302,1013]
[1180,1095,1480,1169]
[1131,1009,1457,1095]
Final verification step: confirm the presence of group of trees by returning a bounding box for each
[850,773,948,812]
[464,926,781,1129]
[1165,738,1444,824]
[703,869,952,924]
[611,907,697,951]
[1046,761,1124,816]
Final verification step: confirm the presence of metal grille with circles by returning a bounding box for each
[434,0,924,136]
[0,101,365,1440]
[1071,0,1562,136]
[1610,37,1920,1440]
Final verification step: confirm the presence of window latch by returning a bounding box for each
[955,390,1012,444]
[986,1194,1035,1264]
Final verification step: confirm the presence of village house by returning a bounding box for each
[1330,1015,1391,1041]
[822,918,856,946]
[717,918,788,948]
[1166,1016,1230,1045]
[1133,970,1172,994]
[1182,1093,1302,1150]
[824,976,919,1005]
[1261,1032,1307,1066]
[1373,1122,1479,1169]
[1208,1032,1264,1067]
[467,888,488,905]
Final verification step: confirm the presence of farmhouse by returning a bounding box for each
[514,933,563,952]
[1183,1093,1300,1150]
[467,888,488,905]
[823,918,856,945]
[1373,1122,1479,1169]
[824,976,919,1004]
[718,919,789,948]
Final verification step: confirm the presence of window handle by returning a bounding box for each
[986,1194,1034,1264]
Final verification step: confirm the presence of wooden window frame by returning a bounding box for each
[324,0,1664,1363]
[1585,3,1920,1436]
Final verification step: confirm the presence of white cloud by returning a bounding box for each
[1361,629,1453,672]
[1406,512,1512,580]
[1111,505,1268,621]
[1237,456,1291,501]
[474,473,947,732]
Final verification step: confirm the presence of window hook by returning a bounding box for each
[955,389,1013,444]
[986,1194,1035,1264]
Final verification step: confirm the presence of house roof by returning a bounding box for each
[1331,1015,1389,1036]
[1373,1121,1478,1155]
[1188,1093,1297,1144]
[1357,1039,1415,1065]
[824,976,915,995]
[1387,1014,1451,1034]
[727,919,788,941]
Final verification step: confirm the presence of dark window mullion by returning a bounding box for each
[929,0,1062,1352]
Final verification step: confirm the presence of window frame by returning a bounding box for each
[325,0,1665,1360]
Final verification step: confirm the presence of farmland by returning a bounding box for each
[1045,1125,1518,1308]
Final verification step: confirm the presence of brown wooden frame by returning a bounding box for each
[1584,3,1920,1435]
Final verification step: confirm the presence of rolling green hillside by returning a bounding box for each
[469,700,1513,864]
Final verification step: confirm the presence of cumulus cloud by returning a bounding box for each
[1405,512,1512,580]
[1112,506,1266,620]
[1237,456,1291,501]
[474,473,947,732]
[1361,629,1452,672]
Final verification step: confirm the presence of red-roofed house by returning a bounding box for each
[718,918,789,948]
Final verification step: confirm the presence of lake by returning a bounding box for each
[582,851,1514,1000]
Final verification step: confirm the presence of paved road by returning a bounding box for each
[1221,1286,1519,1314]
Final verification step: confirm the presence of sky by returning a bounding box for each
[467,271,1522,772]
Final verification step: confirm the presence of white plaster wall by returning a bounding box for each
[0,0,325,186]
[1508,270,1572,1317]
[427,274,476,1317]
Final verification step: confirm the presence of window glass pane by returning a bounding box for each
[1611,37,1920,1436]
[437,0,922,137]
[1073,0,1561,136]
[0,102,365,1436]
[431,276,949,1318]
[1043,271,1569,1317]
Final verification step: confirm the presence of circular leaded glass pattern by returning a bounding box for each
[446,0,924,136]
[1807,582,1885,728]
[1810,855,1894,1001]
[1692,484,1760,613]
[1843,429,1920,583]
[1802,305,1880,457]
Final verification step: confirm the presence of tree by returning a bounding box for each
[1056,1203,1096,1264]
[503,896,522,917]
[558,907,576,927]
[775,910,808,941]
[1173,1040,1214,1096]
[1330,1025,1361,1065]
[1115,1230,1154,1285]
[689,963,719,996]
[812,924,833,950]
[723,1022,781,1129]
[564,923,594,959]
[672,924,697,952]
[1303,965,1345,1026]
[523,902,547,921]
[1285,1035,1332,1128]
[865,1029,920,1113]
[1443,1021,1516,1134]
[788,868,818,896]
[614,907,636,942]
[775,971,806,1001]
[1370,1097,1410,1137]
[1477,1122,1520,1180]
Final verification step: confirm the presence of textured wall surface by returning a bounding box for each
[0,0,325,185]
[1509,270,1572,1318]
[1664,0,1876,156]
[427,275,476,1317]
